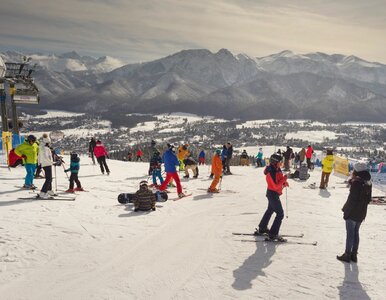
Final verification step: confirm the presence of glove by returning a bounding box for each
[22,155,27,159]
[283,182,289,187]
[152,207,156,211]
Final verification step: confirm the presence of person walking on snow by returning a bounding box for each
[256,148,263,167]
[319,148,334,189]
[37,134,55,198]
[337,162,372,263]
[149,150,164,187]
[158,144,185,198]
[94,140,110,175]
[306,145,314,169]
[15,135,39,189]
[88,137,97,165]
[136,149,143,161]
[64,152,84,193]
[199,150,206,165]
[255,154,289,241]
[208,149,223,193]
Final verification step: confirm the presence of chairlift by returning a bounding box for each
[13,80,39,104]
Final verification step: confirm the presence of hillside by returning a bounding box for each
[0,157,385,299]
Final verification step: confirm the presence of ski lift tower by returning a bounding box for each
[0,55,39,164]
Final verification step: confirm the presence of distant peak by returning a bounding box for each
[216,48,233,56]
[277,50,294,57]
[60,51,81,60]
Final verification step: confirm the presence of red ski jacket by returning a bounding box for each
[264,164,287,195]
[306,146,313,159]
[93,143,109,158]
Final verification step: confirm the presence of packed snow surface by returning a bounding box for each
[0,158,385,299]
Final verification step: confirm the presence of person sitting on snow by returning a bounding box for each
[133,180,156,212]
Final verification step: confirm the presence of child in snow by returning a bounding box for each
[255,154,289,241]
[208,149,223,193]
[133,180,156,212]
[150,150,164,187]
[64,152,84,193]
[94,140,110,175]
[337,162,372,263]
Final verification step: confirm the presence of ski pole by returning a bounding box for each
[285,187,288,219]
[54,165,57,192]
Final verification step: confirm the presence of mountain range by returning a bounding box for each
[2,49,386,122]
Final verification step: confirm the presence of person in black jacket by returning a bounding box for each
[88,137,97,165]
[337,162,372,263]
[282,146,293,171]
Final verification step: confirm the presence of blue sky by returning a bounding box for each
[1,0,385,63]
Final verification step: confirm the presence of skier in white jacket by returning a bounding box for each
[37,134,55,198]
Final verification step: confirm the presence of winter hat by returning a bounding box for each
[215,148,221,155]
[96,140,102,144]
[354,162,369,172]
[139,180,148,188]
[42,133,51,144]
[270,154,283,164]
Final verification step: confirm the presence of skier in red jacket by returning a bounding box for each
[94,140,110,175]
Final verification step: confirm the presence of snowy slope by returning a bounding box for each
[0,158,385,299]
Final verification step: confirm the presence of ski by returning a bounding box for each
[232,232,304,238]
[18,195,76,201]
[173,193,193,201]
[240,238,317,246]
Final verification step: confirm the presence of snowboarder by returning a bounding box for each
[183,156,199,178]
[94,140,110,175]
[37,134,56,198]
[88,137,97,165]
[64,152,84,193]
[337,162,372,263]
[133,180,156,212]
[150,149,164,187]
[208,149,223,193]
[255,154,289,241]
[199,150,206,165]
[158,144,185,198]
[15,135,39,189]
[320,148,334,189]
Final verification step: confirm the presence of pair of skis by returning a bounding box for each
[232,231,317,246]
[18,192,76,201]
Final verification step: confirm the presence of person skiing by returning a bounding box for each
[64,152,84,193]
[255,154,289,241]
[306,145,314,169]
[37,134,55,198]
[15,135,39,189]
[198,150,206,165]
[256,148,263,167]
[88,137,97,165]
[158,144,185,198]
[224,142,233,175]
[133,180,156,212]
[94,140,110,175]
[337,162,372,263]
[208,149,223,193]
[150,149,164,187]
[320,148,334,189]
[183,156,199,179]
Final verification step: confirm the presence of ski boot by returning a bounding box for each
[267,235,287,242]
[337,252,351,263]
[254,227,269,236]
[178,193,186,198]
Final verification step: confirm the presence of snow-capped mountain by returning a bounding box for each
[2,49,386,122]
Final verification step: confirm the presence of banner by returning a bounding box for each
[1,131,12,165]
[334,155,349,176]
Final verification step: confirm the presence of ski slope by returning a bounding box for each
[0,158,385,299]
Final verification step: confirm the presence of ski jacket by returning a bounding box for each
[240,151,248,159]
[163,149,180,172]
[257,151,263,159]
[283,148,293,160]
[65,157,80,174]
[88,138,96,153]
[183,157,197,166]
[211,154,223,176]
[136,150,143,157]
[227,145,233,157]
[299,149,306,162]
[134,186,156,211]
[150,155,162,169]
[264,164,287,196]
[221,146,228,160]
[15,140,39,164]
[306,146,313,159]
[342,171,372,222]
[177,145,189,160]
[322,155,334,173]
[8,149,23,168]
[94,143,108,158]
[199,150,205,158]
[38,143,53,167]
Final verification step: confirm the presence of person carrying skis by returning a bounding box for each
[15,135,39,189]
[37,134,56,198]
[88,137,97,165]
[319,148,334,189]
[150,149,164,187]
[208,149,223,193]
[133,180,156,212]
[183,156,199,179]
[94,140,110,175]
[199,150,206,165]
[337,162,372,263]
[158,144,185,198]
[64,152,84,193]
[255,154,289,241]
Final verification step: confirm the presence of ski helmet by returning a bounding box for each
[27,135,36,143]
[269,154,282,164]
[70,152,78,160]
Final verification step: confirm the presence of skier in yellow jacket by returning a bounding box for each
[15,135,39,189]
[320,149,334,189]
[177,143,190,171]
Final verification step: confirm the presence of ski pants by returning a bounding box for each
[90,151,96,165]
[209,174,221,191]
[41,166,53,193]
[69,173,82,190]
[185,165,198,177]
[97,156,110,174]
[259,192,284,237]
[320,171,331,188]
[152,169,164,185]
[159,172,182,194]
[25,163,37,186]
[345,219,361,253]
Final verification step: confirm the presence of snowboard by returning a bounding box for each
[117,191,168,204]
